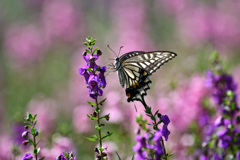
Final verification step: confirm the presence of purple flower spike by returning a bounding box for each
[22,153,33,160]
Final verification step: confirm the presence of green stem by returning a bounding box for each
[96,98,103,160]
[33,134,37,160]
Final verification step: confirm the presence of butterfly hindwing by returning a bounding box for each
[115,51,177,104]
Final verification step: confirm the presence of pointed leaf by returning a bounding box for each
[93,48,98,53]
[102,132,112,140]
[88,101,96,106]
[100,114,110,120]
[85,137,98,141]
[99,98,107,105]
[28,138,34,145]
[87,114,97,120]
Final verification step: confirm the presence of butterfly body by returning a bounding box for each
[114,51,177,105]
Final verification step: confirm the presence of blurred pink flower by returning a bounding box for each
[110,0,153,52]
[27,98,57,135]
[72,105,92,133]
[0,135,13,159]
[41,135,75,159]
[102,91,124,123]
[97,141,117,160]
[4,24,45,64]
[41,0,79,42]
[177,4,240,49]
[159,0,190,15]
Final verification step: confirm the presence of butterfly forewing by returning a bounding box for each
[115,51,177,104]
[122,51,177,75]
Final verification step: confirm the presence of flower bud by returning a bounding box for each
[22,131,28,139]
[24,125,29,130]
[97,50,102,56]
[83,51,87,56]
[22,140,29,146]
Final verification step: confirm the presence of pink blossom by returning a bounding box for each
[72,105,92,133]
[41,0,79,42]
[41,136,75,159]
[4,24,45,64]
[27,98,57,135]
[110,0,153,52]
[0,135,13,159]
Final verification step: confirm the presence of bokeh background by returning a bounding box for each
[0,0,240,159]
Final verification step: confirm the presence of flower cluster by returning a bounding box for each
[193,52,240,159]
[56,152,77,160]
[79,37,106,99]
[133,113,171,160]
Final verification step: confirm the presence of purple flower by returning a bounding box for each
[160,115,170,125]
[79,65,90,84]
[98,66,106,88]
[22,153,33,160]
[83,54,98,69]
[213,153,223,160]
[88,75,103,99]
[162,125,170,141]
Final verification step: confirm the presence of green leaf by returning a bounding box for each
[82,42,88,45]
[85,137,98,141]
[28,138,34,145]
[99,147,104,152]
[115,151,122,160]
[100,114,110,120]
[87,68,93,73]
[93,48,98,53]
[39,156,45,160]
[85,49,91,54]
[131,155,135,160]
[33,148,38,155]
[150,115,156,121]
[88,101,96,106]
[87,114,97,120]
[168,152,175,157]
[96,106,100,112]
[33,114,37,120]
[24,122,32,128]
[102,132,112,140]
[95,66,100,72]
[93,135,98,138]
[99,98,107,105]
[33,120,37,127]
[31,128,35,135]
[64,152,69,158]
[95,125,101,130]
[154,110,159,116]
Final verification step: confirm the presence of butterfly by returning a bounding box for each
[110,49,177,107]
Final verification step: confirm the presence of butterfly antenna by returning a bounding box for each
[107,45,118,57]
[134,103,138,112]
[117,46,124,57]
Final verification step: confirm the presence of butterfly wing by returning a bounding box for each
[117,51,177,104]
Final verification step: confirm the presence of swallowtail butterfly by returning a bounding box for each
[113,50,177,107]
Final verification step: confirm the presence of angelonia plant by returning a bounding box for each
[133,105,172,160]
[192,52,240,159]
[22,113,76,160]
[79,37,111,160]
[22,113,45,160]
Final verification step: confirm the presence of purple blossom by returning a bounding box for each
[22,153,33,160]
[160,115,170,125]
[78,65,90,84]
[88,75,103,99]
